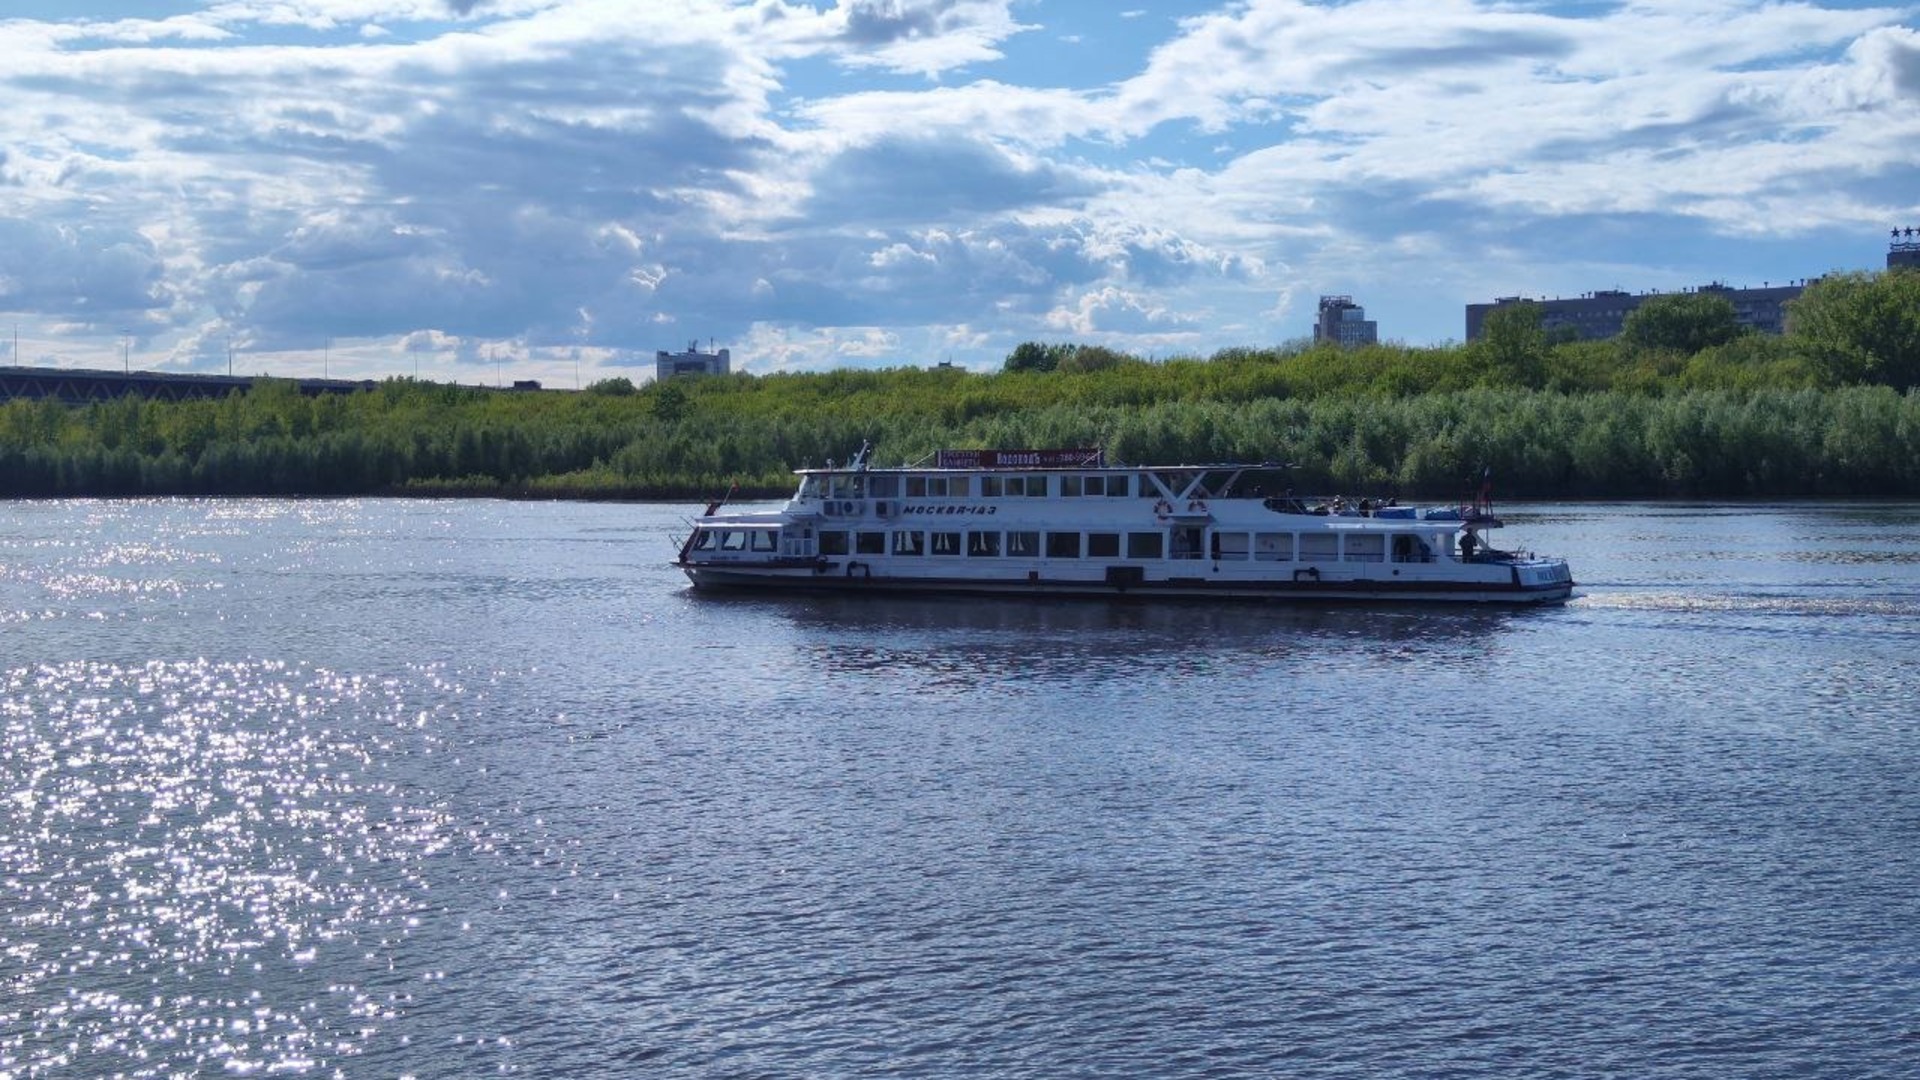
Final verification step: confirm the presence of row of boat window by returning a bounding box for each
[694,527,1443,563]
[803,474,1144,500]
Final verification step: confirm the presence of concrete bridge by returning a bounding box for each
[0,365,384,404]
[0,367,554,404]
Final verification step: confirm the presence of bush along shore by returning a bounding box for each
[4,271,1919,501]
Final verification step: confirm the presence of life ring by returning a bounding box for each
[1188,499,1209,514]
[1153,499,1174,522]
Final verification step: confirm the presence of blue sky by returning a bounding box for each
[1,0,1915,385]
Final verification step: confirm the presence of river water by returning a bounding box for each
[2,498,1917,1078]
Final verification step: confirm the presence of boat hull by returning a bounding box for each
[680,562,1573,604]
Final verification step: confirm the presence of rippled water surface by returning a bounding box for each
[4,498,1918,1078]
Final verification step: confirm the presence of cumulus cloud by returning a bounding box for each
[841,0,947,45]
[0,219,170,327]
[1841,25,1920,101]
[832,0,1032,76]
[802,135,1097,224]
[1046,285,1193,336]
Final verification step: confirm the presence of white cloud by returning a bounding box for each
[1045,285,1191,336]
[830,0,1033,76]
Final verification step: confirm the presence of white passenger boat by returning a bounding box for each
[676,446,1574,604]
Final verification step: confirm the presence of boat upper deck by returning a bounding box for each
[768,447,1496,532]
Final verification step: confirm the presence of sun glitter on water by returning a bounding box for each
[1,658,460,1077]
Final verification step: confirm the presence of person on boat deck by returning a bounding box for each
[1394,535,1432,563]
[1459,530,1478,561]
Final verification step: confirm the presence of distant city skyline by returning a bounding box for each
[1463,283,1808,344]
[1,2,1916,385]
[1463,230,1920,342]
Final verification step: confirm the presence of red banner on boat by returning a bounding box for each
[935,448,1105,469]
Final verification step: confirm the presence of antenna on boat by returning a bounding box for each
[1463,466,1494,520]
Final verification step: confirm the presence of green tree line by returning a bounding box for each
[3,268,1917,500]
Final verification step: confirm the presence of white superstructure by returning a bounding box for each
[676,446,1574,604]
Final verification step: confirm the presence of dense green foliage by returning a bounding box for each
[1003,342,1136,374]
[1619,293,1748,356]
[3,269,1916,500]
[1785,270,1920,390]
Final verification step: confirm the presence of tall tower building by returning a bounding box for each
[1312,296,1378,347]
[1891,227,1920,271]
[654,341,731,381]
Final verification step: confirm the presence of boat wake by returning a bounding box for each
[1573,588,1920,622]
